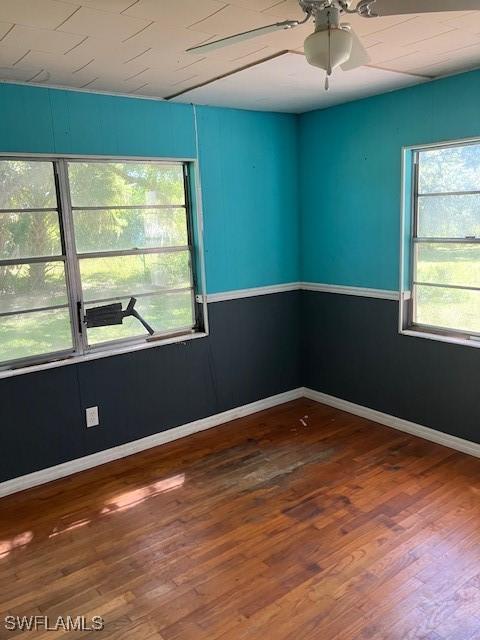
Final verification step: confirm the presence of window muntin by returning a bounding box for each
[410,142,480,338]
[0,160,74,365]
[0,157,199,370]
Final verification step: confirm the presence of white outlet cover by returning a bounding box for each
[86,406,99,428]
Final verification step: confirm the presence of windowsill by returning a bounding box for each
[400,328,480,349]
[0,330,209,380]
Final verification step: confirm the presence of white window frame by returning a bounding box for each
[399,136,480,349]
[0,153,209,378]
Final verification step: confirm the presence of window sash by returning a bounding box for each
[0,156,198,370]
[409,148,480,339]
[84,290,197,350]
[68,158,197,353]
[0,159,76,366]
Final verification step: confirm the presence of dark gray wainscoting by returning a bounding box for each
[301,290,480,444]
[0,291,301,482]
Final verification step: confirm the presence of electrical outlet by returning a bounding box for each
[86,406,99,428]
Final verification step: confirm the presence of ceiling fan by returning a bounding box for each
[187,0,480,89]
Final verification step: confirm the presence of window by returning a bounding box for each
[0,161,73,365]
[402,140,480,343]
[0,157,203,371]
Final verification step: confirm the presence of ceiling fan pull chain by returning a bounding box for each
[326,17,332,91]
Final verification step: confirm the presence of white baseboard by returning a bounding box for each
[303,387,480,459]
[0,388,304,498]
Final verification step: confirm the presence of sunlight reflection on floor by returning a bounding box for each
[0,531,33,558]
[47,473,186,540]
[101,473,186,514]
[0,474,186,552]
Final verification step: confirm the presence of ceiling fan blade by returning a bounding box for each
[340,30,370,71]
[357,0,480,16]
[186,20,301,54]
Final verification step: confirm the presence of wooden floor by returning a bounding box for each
[1,399,480,639]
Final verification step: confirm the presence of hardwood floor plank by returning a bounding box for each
[1,398,480,639]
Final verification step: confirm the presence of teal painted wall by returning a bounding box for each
[196,106,299,293]
[299,69,480,291]
[5,69,480,297]
[0,83,300,294]
[0,83,196,158]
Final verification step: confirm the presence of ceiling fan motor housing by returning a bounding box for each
[304,27,353,71]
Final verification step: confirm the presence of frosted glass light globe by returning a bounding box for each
[304,28,353,72]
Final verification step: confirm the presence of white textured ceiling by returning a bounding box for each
[173,52,426,113]
[0,0,479,109]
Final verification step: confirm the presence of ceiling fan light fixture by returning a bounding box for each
[304,27,353,73]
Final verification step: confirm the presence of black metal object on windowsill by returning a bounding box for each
[85,297,155,335]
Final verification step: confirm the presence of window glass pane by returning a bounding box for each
[415,243,480,288]
[73,208,188,253]
[68,162,185,207]
[85,291,194,345]
[0,210,62,259]
[0,262,68,314]
[0,308,72,364]
[414,285,480,335]
[418,144,480,194]
[417,194,480,239]
[80,252,191,302]
[0,160,57,209]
